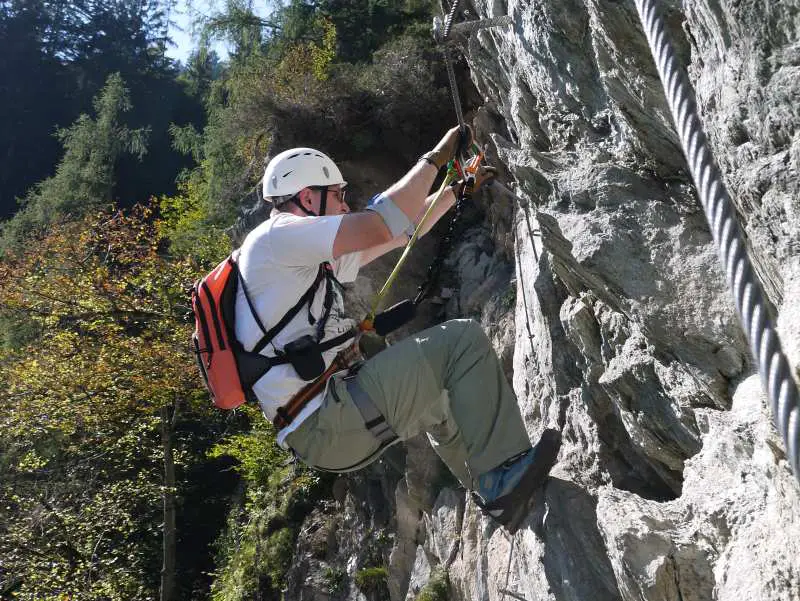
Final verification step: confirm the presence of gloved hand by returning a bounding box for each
[451,165,498,198]
[421,125,473,170]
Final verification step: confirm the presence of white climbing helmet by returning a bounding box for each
[262,147,347,199]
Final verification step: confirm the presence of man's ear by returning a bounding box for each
[298,188,314,212]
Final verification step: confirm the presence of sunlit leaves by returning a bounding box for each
[0,205,209,599]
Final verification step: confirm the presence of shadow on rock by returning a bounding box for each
[521,477,621,601]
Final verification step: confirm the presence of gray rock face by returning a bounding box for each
[285,2,800,600]
[406,0,799,600]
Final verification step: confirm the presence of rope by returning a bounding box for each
[634,0,800,481]
[368,166,459,319]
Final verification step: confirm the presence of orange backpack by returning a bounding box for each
[191,252,350,409]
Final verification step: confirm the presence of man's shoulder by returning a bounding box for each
[244,212,297,244]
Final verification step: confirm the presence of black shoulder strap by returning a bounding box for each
[314,262,341,341]
[236,253,269,337]
[247,263,326,355]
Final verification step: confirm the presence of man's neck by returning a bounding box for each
[272,205,308,218]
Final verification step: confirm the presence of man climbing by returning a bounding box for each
[235,125,561,532]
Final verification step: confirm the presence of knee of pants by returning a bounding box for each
[449,318,488,347]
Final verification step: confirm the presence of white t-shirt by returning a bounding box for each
[235,212,361,447]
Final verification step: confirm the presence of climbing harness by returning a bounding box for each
[635,0,800,484]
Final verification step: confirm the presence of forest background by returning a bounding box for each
[0,1,455,599]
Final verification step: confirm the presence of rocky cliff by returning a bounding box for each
[286,1,800,600]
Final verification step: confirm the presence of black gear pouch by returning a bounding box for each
[283,335,325,381]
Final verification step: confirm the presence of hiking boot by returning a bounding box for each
[474,428,562,534]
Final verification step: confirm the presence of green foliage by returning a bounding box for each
[208,406,287,488]
[0,74,149,252]
[0,1,204,222]
[324,566,347,596]
[501,284,517,310]
[184,0,447,232]
[317,0,433,63]
[416,567,450,601]
[208,408,334,600]
[209,463,331,601]
[355,566,389,596]
[158,174,232,265]
[0,204,231,599]
[264,527,295,588]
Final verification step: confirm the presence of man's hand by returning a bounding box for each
[422,125,474,170]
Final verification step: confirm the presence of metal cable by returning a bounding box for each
[443,48,466,134]
[442,0,461,39]
[634,0,800,481]
[444,15,512,39]
[436,1,467,137]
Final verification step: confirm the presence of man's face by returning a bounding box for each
[313,185,349,216]
[296,185,349,216]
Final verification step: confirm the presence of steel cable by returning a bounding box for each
[437,1,467,136]
[634,0,800,481]
[442,0,461,39]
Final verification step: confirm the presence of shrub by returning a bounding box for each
[355,566,390,599]
[416,567,449,601]
[324,566,347,596]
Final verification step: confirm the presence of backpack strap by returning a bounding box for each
[250,266,326,355]
[314,263,344,341]
[235,251,350,358]
[234,249,327,356]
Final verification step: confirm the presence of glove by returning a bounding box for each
[421,125,473,170]
[451,165,498,198]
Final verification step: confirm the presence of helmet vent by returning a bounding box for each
[322,166,330,179]
[282,170,293,178]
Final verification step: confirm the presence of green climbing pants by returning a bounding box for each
[284,319,532,489]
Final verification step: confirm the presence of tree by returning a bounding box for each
[0,205,232,600]
[0,73,148,252]
[0,1,206,222]
[0,0,76,218]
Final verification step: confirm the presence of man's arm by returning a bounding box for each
[332,126,465,260]
[357,185,458,266]
[355,164,497,266]
[332,160,441,260]
[332,211,395,259]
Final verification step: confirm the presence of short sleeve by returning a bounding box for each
[267,213,344,267]
[334,250,361,283]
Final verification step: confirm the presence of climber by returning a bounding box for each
[235,125,562,532]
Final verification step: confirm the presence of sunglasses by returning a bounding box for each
[310,186,347,203]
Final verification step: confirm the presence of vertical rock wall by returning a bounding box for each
[284,2,800,600]
[412,1,800,600]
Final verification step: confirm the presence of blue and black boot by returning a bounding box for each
[474,428,562,534]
